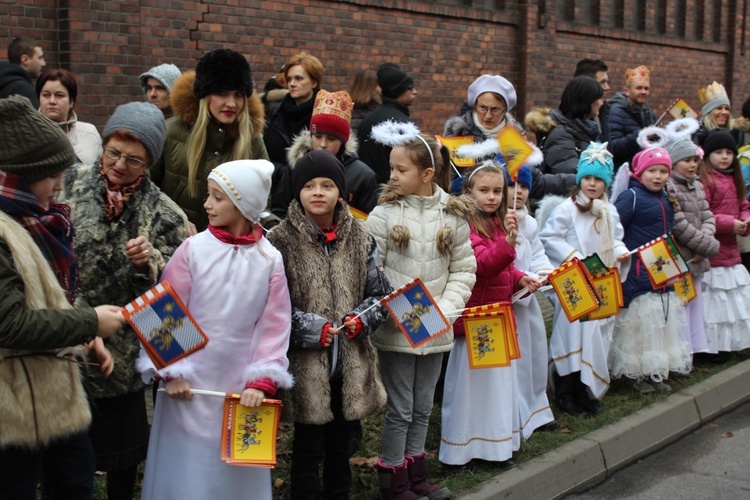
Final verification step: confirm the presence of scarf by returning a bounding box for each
[576,191,615,267]
[573,117,601,141]
[208,223,263,246]
[472,112,506,139]
[0,171,79,305]
[100,162,146,222]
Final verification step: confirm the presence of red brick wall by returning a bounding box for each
[2,0,747,135]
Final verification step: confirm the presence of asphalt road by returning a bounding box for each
[568,401,750,499]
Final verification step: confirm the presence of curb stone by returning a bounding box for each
[459,359,750,500]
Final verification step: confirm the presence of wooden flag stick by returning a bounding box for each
[157,388,280,404]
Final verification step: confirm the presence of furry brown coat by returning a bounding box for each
[268,201,390,425]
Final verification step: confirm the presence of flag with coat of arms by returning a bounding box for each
[382,278,451,348]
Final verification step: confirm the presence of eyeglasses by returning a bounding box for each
[103,148,147,170]
[475,104,506,116]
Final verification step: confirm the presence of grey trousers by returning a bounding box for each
[378,350,443,466]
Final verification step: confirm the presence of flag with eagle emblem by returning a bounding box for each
[382,278,451,348]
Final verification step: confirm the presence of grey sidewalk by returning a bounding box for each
[460,359,750,500]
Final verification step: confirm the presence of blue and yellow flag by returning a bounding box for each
[383,278,451,348]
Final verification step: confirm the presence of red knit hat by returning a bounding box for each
[309,90,352,144]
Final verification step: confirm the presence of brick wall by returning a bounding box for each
[2,0,748,135]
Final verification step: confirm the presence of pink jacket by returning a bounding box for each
[703,168,750,267]
[453,219,526,338]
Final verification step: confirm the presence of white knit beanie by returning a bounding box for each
[207,160,273,223]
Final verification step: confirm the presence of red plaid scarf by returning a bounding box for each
[0,172,79,305]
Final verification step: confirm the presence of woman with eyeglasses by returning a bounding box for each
[540,76,604,176]
[58,102,188,500]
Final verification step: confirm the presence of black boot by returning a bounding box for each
[573,379,602,415]
[555,373,584,417]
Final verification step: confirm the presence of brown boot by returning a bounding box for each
[406,452,452,499]
[377,459,426,500]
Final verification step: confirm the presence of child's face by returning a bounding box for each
[28,171,64,210]
[512,184,530,210]
[299,176,340,221]
[468,171,504,215]
[639,164,670,192]
[311,133,343,156]
[389,146,433,197]
[673,157,699,178]
[205,179,247,232]
[580,175,606,200]
[709,148,735,170]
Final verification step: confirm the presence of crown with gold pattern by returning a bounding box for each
[625,65,650,85]
[698,81,730,115]
[310,90,353,144]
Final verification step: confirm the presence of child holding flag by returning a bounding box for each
[612,144,692,393]
[267,150,392,500]
[138,160,294,500]
[698,129,750,358]
[538,142,631,416]
[439,160,542,467]
[367,124,476,499]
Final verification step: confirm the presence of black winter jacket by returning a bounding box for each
[607,92,655,169]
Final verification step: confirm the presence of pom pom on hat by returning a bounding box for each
[0,95,75,183]
[291,150,346,205]
[139,63,182,94]
[631,147,672,177]
[194,49,253,99]
[505,165,532,190]
[701,128,739,158]
[208,160,274,223]
[377,64,414,99]
[103,102,167,163]
[576,142,614,187]
[467,74,517,111]
[310,90,353,144]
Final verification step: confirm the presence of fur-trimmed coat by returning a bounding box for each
[58,164,188,399]
[270,131,378,218]
[667,171,719,276]
[366,184,477,354]
[268,201,391,425]
[0,211,98,448]
[150,71,269,231]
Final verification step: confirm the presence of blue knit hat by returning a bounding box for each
[576,142,614,187]
[505,165,532,190]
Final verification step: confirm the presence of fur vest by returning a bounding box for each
[268,202,388,425]
[150,71,269,231]
[0,211,92,448]
[59,164,188,399]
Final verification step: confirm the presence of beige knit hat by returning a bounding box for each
[0,95,76,182]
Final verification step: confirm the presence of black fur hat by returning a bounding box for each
[194,49,253,99]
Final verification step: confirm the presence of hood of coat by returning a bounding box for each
[170,70,265,139]
[524,107,556,135]
[286,128,359,167]
[377,183,480,219]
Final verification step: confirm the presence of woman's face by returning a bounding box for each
[208,91,246,125]
[474,92,507,129]
[286,65,316,104]
[39,80,73,123]
[710,105,731,128]
[101,136,149,186]
[590,97,605,119]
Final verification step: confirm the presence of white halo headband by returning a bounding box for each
[370,120,434,168]
[637,126,669,149]
[665,117,699,141]
[465,160,501,186]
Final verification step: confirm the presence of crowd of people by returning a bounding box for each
[2,35,750,500]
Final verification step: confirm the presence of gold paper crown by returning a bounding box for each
[698,81,728,106]
[625,66,650,85]
[312,89,353,123]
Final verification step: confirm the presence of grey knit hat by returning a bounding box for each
[139,63,182,94]
[103,102,167,163]
[0,95,76,183]
[666,138,700,164]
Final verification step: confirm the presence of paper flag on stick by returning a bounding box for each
[674,272,697,303]
[584,268,623,321]
[382,278,451,348]
[548,259,601,323]
[462,302,518,369]
[349,206,368,221]
[221,397,282,468]
[667,98,698,120]
[436,135,475,168]
[123,282,208,369]
[635,234,689,289]
[497,126,542,181]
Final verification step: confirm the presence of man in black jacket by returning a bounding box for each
[0,37,45,108]
[607,65,655,170]
[357,64,418,185]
